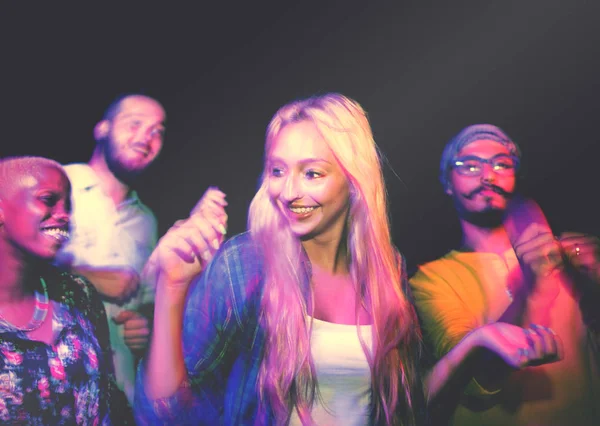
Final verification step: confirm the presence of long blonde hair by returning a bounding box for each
[248,93,423,425]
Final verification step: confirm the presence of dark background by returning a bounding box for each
[2,1,599,271]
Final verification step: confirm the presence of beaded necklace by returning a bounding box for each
[0,277,49,333]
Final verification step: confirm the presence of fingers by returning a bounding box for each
[185,214,226,259]
[559,233,599,260]
[160,211,226,264]
[124,338,149,351]
[560,233,598,252]
[123,323,150,351]
[521,324,563,367]
[123,320,150,339]
[514,229,564,277]
[512,223,551,248]
[159,232,199,264]
[514,225,555,255]
[559,233,600,282]
[152,187,229,286]
[190,187,228,217]
[559,231,600,243]
[483,322,563,369]
[565,244,596,267]
[478,322,531,368]
[198,186,227,205]
[188,212,226,237]
[113,311,150,349]
[171,219,187,229]
[122,317,148,331]
[189,188,228,237]
[112,309,138,325]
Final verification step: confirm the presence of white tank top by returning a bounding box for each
[288,317,373,426]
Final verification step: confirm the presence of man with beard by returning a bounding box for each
[410,124,600,425]
[56,94,165,407]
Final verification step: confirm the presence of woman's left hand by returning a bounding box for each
[559,232,600,284]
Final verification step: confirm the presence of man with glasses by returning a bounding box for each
[410,124,600,425]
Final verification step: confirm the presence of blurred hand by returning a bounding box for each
[513,223,565,280]
[77,267,140,305]
[111,268,141,303]
[190,186,228,219]
[113,310,150,352]
[474,322,564,369]
[559,232,600,284]
[148,187,228,290]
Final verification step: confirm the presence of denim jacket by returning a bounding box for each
[134,232,426,425]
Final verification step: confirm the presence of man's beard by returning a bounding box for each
[459,207,506,228]
[102,140,148,185]
[455,184,513,228]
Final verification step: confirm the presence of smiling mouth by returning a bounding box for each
[130,143,152,157]
[42,227,70,243]
[289,206,317,214]
[132,148,150,157]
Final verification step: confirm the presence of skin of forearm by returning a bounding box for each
[144,278,189,400]
[446,276,564,398]
[427,329,512,407]
[498,271,563,328]
[521,272,564,327]
[426,330,480,402]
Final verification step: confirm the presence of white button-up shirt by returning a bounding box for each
[56,163,157,405]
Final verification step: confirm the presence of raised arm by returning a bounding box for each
[143,188,227,400]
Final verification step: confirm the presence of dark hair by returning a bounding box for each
[102,92,158,121]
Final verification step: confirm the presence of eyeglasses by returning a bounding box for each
[452,154,519,177]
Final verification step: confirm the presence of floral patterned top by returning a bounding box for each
[0,271,125,425]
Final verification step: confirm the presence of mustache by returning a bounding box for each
[463,184,511,200]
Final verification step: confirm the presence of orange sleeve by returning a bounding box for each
[410,257,485,359]
[410,257,502,397]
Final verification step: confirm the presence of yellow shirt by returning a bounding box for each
[410,249,600,426]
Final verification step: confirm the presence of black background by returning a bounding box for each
[2,1,599,271]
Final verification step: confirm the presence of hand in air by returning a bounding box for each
[513,223,564,280]
[475,322,564,369]
[150,187,228,289]
[559,232,600,284]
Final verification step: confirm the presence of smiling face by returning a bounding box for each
[448,139,517,219]
[0,165,71,260]
[98,95,165,180]
[267,120,351,242]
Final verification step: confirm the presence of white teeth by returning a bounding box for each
[132,146,150,156]
[290,206,316,214]
[43,228,70,242]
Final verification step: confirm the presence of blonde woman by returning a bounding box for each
[135,94,426,425]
